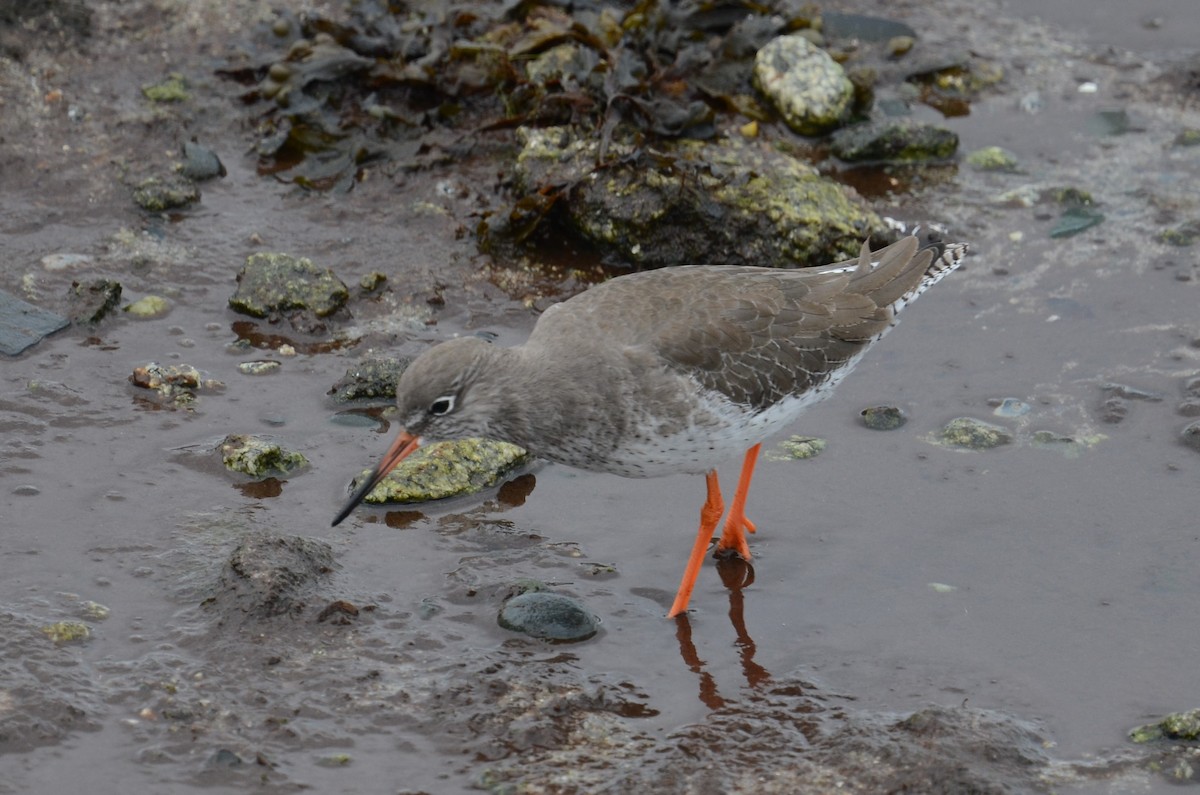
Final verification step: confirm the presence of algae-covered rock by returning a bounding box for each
[354,438,528,504]
[861,405,907,430]
[1130,708,1200,743]
[41,621,90,644]
[219,434,309,477]
[966,146,1019,172]
[1159,220,1200,247]
[132,176,199,211]
[512,127,886,269]
[141,72,189,102]
[229,252,349,319]
[753,34,853,136]
[124,295,171,319]
[831,119,959,162]
[938,417,1013,449]
[329,357,410,403]
[777,435,827,459]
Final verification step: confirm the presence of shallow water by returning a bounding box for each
[3,0,1199,792]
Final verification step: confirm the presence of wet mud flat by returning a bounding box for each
[2,0,1200,792]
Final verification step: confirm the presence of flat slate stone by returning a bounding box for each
[0,290,70,355]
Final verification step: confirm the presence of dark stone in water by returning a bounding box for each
[498,592,598,642]
[0,290,70,355]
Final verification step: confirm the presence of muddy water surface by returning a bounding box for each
[3,1,1199,793]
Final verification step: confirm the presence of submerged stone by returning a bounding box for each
[991,398,1031,418]
[966,146,1019,172]
[68,279,122,324]
[753,34,853,135]
[180,140,226,181]
[1182,420,1200,453]
[0,289,69,355]
[330,356,410,402]
[219,434,309,477]
[229,252,349,319]
[132,176,199,211]
[1130,708,1200,743]
[356,438,529,504]
[1158,220,1200,247]
[41,621,90,644]
[1050,206,1104,239]
[861,405,907,430]
[938,417,1013,450]
[831,119,959,162]
[498,591,598,642]
[220,534,337,619]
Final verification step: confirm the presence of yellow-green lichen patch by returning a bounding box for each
[41,621,90,644]
[219,434,309,478]
[359,438,529,504]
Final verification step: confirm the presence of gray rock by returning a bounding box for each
[498,592,598,642]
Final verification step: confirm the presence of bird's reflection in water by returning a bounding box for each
[673,556,773,708]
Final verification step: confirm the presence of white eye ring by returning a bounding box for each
[429,395,455,416]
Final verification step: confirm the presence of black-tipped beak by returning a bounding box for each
[331,431,421,526]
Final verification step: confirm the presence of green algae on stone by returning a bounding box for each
[219,434,309,478]
[41,621,90,644]
[1159,220,1200,247]
[1130,708,1200,743]
[123,295,171,319]
[79,600,110,620]
[133,176,199,211]
[356,438,528,504]
[142,72,189,102]
[776,435,827,459]
[359,271,387,292]
[512,127,886,269]
[861,405,907,430]
[831,119,959,162]
[938,417,1013,450]
[1174,129,1200,147]
[229,252,349,318]
[966,146,1019,172]
[237,360,282,375]
[753,34,854,136]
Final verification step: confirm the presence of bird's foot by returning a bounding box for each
[714,512,754,561]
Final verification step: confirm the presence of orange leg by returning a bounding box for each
[667,470,725,618]
[715,443,760,561]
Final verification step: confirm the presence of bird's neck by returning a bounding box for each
[482,343,622,459]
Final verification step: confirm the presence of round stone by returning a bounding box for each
[498,592,598,642]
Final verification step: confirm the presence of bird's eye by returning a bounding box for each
[429,395,455,416]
